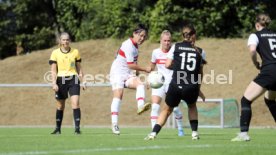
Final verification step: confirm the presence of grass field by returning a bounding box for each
[0,127,274,155]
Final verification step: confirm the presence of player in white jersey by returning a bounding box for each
[109,24,152,135]
[150,30,185,136]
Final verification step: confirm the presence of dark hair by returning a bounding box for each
[255,13,271,27]
[133,23,148,34]
[182,24,196,41]
[182,24,207,64]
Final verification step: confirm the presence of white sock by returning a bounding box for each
[136,85,145,108]
[240,132,248,136]
[111,98,121,125]
[150,103,160,129]
[173,107,183,130]
[192,131,198,135]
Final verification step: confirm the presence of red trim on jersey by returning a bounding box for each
[156,59,167,64]
[137,97,144,101]
[111,112,119,115]
[130,38,138,48]
[127,56,138,64]
[151,116,158,119]
[118,49,126,58]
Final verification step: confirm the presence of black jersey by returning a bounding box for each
[171,41,202,85]
[255,28,276,66]
[195,46,203,54]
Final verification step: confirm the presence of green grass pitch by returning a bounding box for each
[0,127,275,155]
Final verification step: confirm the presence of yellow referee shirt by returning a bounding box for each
[49,48,81,77]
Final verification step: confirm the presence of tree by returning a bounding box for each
[0,0,273,59]
[0,0,16,58]
[76,0,156,40]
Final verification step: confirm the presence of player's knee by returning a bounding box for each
[173,107,179,113]
[187,103,196,109]
[57,105,65,110]
[71,102,80,109]
[56,100,65,110]
[165,106,173,115]
[241,96,252,108]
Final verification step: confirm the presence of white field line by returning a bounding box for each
[1,144,276,155]
[0,125,275,129]
[0,125,150,128]
[0,145,211,155]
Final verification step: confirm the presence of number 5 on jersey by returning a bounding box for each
[268,38,276,58]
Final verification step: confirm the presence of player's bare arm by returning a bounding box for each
[51,63,58,92]
[76,62,86,90]
[198,65,205,102]
[165,58,173,69]
[150,62,156,71]
[128,63,151,73]
[248,44,260,69]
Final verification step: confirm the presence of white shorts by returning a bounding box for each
[110,73,135,90]
[151,84,169,98]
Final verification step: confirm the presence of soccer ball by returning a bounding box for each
[148,71,165,89]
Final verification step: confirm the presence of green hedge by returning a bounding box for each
[0,0,274,59]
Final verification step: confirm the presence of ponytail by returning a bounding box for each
[182,24,196,42]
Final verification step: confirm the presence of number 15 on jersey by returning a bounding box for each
[180,53,197,71]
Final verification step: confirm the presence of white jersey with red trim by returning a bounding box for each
[151,48,173,85]
[110,38,139,75]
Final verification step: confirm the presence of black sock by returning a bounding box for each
[73,108,81,129]
[56,109,63,130]
[264,98,276,122]
[190,120,198,131]
[240,96,252,132]
[152,124,162,135]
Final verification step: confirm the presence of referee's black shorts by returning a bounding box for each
[55,75,80,100]
[165,82,199,108]
[254,64,276,91]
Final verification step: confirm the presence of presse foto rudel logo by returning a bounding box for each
[43,70,233,85]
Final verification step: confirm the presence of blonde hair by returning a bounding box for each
[256,13,271,27]
[160,30,171,48]
[160,30,171,38]
[59,32,70,40]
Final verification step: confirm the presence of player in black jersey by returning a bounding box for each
[232,13,276,142]
[145,24,206,140]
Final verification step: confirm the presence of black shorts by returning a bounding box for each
[55,75,80,100]
[254,64,276,91]
[165,82,199,108]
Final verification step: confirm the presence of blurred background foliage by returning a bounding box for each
[0,0,275,59]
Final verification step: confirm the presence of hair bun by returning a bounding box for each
[256,13,271,27]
